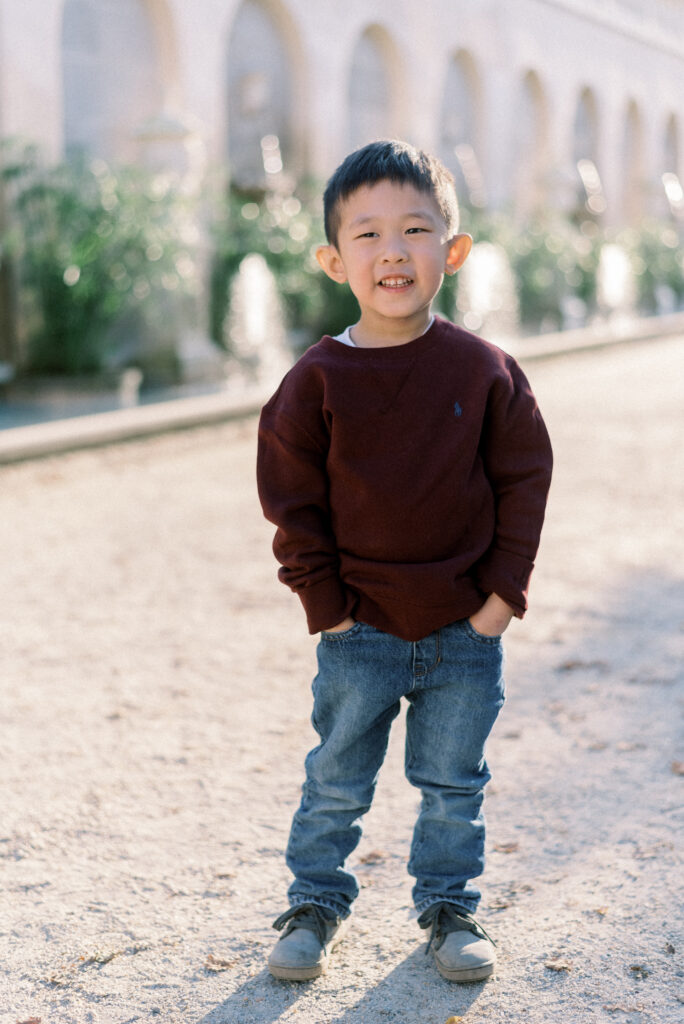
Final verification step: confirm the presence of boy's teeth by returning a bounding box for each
[381,277,412,287]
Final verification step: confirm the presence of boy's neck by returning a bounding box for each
[350,309,436,348]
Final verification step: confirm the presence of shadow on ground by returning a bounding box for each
[197,946,487,1024]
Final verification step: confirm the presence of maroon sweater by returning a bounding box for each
[257,316,552,641]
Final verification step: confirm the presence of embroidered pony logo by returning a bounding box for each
[453,401,463,417]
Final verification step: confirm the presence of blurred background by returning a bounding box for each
[0,0,682,418]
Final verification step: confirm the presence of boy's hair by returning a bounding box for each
[323,139,460,248]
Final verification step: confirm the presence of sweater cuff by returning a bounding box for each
[296,574,356,634]
[474,548,535,618]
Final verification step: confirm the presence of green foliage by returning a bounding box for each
[509,214,601,330]
[3,144,194,374]
[616,220,684,314]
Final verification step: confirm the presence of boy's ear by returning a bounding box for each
[445,233,473,275]
[316,244,348,283]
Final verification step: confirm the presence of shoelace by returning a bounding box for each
[272,904,333,947]
[418,903,496,954]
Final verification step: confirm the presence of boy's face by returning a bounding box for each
[317,180,471,345]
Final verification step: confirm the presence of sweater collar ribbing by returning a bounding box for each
[321,315,445,361]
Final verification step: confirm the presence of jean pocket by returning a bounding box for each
[320,621,364,641]
[463,619,503,645]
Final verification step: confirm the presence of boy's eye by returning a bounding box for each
[357,231,378,239]
[406,227,428,234]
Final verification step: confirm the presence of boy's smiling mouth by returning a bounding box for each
[378,276,413,289]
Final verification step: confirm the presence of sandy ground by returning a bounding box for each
[1,336,683,1024]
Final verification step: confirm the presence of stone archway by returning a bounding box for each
[347,24,403,152]
[622,98,644,223]
[572,86,605,217]
[513,70,549,216]
[226,0,304,189]
[664,113,679,175]
[61,0,168,162]
[661,113,682,219]
[438,51,485,207]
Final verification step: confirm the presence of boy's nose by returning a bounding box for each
[381,240,408,262]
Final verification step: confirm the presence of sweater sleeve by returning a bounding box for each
[474,357,553,616]
[256,381,356,634]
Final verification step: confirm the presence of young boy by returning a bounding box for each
[256,140,552,983]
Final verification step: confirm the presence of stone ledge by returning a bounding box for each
[517,310,684,361]
[0,386,269,464]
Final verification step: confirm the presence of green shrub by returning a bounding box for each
[616,220,684,314]
[3,145,194,375]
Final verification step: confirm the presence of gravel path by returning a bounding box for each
[1,336,683,1024]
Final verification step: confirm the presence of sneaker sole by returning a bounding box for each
[435,959,495,983]
[268,960,327,981]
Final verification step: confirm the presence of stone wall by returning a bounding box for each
[0,0,682,222]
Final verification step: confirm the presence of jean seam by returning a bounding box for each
[428,628,442,672]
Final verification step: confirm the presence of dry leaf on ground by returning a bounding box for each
[629,964,650,979]
[545,957,573,972]
[359,850,387,864]
[557,659,609,673]
[205,953,237,972]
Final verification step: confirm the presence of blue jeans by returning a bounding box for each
[285,618,505,918]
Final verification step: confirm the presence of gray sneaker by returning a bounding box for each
[268,904,348,981]
[418,903,496,982]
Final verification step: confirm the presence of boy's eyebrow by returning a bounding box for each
[347,209,439,230]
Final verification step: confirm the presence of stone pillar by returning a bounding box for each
[0,0,63,160]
